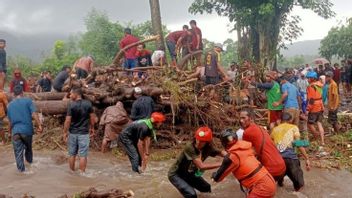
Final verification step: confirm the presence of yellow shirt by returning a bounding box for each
[327,80,339,110]
[271,123,300,152]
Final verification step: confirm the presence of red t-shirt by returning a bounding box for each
[119,34,140,59]
[167,31,186,43]
[135,49,151,58]
[333,68,341,82]
[191,27,202,50]
[243,123,286,177]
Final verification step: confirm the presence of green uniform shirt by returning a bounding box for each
[267,82,283,110]
[168,142,220,177]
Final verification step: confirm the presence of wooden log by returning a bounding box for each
[7,92,66,101]
[177,50,203,70]
[35,100,69,115]
[112,35,160,66]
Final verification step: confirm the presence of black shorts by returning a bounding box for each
[283,158,304,191]
[76,68,88,79]
[205,76,220,85]
[328,109,338,124]
[308,111,323,124]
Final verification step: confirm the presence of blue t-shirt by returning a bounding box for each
[281,82,299,109]
[7,97,36,135]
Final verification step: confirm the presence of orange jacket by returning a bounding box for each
[216,141,268,188]
[306,81,324,113]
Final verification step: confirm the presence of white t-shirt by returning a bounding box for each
[151,50,165,66]
[236,128,244,140]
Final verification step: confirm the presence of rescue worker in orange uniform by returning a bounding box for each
[306,71,325,145]
[212,129,276,198]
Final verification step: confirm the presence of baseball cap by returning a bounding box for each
[214,43,224,51]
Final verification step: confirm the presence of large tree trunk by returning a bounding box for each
[149,0,165,51]
[7,92,66,101]
[35,100,69,115]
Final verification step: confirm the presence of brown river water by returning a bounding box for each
[0,148,352,198]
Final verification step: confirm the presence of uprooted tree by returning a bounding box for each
[189,0,335,69]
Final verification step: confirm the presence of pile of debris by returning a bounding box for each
[11,36,269,150]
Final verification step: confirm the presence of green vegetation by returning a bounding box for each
[320,18,352,61]
[190,0,335,69]
[8,8,237,77]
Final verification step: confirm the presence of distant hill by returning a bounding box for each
[281,39,321,57]
[0,31,68,63]
[1,30,323,63]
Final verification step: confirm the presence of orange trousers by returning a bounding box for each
[247,174,276,198]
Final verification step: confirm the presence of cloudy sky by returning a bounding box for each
[0,0,351,43]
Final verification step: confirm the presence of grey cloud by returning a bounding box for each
[0,0,207,35]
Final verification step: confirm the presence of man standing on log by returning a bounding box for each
[7,85,42,172]
[204,43,229,85]
[119,112,166,173]
[166,25,191,67]
[120,28,140,71]
[63,88,96,173]
[100,101,131,153]
[0,39,7,90]
[53,66,71,92]
[130,87,155,121]
[73,56,94,79]
[189,20,202,66]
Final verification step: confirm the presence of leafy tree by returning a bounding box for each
[320,18,352,60]
[189,0,335,69]
[79,9,121,65]
[7,55,39,78]
[222,38,239,67]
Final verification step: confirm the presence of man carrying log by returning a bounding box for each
[63,88,96,173]
[166,25,191,67]
[100,101,131,153]
[73,56,94,79]
[130,87,155,121]
[119,112,166,173]
[204,43,229,85]
[189,20,203,67]
[7,85,42,172]
[120,28,140,71]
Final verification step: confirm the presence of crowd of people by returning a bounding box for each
[1,21,352,197]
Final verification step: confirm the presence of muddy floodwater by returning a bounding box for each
[0,149,352,198]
